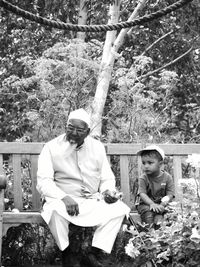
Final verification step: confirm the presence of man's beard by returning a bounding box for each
[68,138,77,145]
[67,134,81,146]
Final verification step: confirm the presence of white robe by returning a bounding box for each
[37,134,130,252]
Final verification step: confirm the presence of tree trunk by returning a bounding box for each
[90,0,147,138]
[77,0,88,41]
[89,1,121,137]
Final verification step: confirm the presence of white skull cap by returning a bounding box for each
[68,108,90,127]
[137,145,165,160]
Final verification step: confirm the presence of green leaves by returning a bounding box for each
[123,200,200,266]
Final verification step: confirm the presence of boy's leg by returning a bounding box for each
[154,214,164,229]
[137,204,154,226]
[141,210,154,226]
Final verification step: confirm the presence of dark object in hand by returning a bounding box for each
[103,190,122,204]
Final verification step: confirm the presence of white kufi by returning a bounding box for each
[68,108,90,127]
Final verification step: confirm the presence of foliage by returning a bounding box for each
[0,0,200,143]
[0,39,101,141]
[2,224,60,266]
[106,60,181,143]
[0,75,36,141]
[120,200,200,267]
[102,0,200,143]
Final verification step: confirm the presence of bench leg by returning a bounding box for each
[0,189,4,266]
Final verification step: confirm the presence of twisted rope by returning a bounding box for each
[0,0,193,32]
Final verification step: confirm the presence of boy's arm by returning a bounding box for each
[139,178,164,213]
[138,176,155,205]
[139,192,154,206]
[140,192,165,213]
[138,177,154,205]
[161,174,175,206]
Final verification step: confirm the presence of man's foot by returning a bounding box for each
[81,247,103,267]
[62,246,81,267]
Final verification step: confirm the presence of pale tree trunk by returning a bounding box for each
[89,0,121,137]
[77,0,88,40]
[90,0,147,138]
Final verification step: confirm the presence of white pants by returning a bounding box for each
[43,198,130,253]
[49,210,125,253]
[45,197,130,253]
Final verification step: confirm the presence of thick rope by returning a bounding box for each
[0,0,193,32]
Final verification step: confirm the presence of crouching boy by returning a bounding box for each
[136,145,174,228]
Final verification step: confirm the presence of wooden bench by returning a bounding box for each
[0,142,200,264]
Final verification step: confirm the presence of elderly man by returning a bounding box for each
[37,108,130,267]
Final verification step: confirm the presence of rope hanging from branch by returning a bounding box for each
[0,0,193,32]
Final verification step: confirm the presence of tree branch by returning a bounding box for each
[138,46,194,80]
[113,0,147,53]
[141,30,175,56]
[127,0,149,36]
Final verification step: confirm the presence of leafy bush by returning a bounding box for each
[123,202,200,267]
[0,39,101,142]
[119,163,200,267]
[2,224,60,266]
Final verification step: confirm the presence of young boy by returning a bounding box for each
[136,145,174,228]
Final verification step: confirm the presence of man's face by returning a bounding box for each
[66,119,90,147]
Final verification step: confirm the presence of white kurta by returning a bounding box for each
[37,134,130,252]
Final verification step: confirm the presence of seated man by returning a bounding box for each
[37,108,130,267]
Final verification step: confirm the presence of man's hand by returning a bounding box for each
[150,203,165,213]
[62,195,79,216]
[103,190,119,204]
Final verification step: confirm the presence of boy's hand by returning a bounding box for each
[150,203,165,213]
[103,190,119,204]
[62,195,79,216]
[161,196,170,206]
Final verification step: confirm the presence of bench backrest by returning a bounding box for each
[0,142,200,210]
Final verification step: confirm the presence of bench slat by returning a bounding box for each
[1,142,200,155]
[0,142,44,154]
[0,155,3,174]
[12,155,23,211]
[106,143,200,155]
[0,154,4,261]
[173,156,182,200]
[3,211,44,224]
[30,155,41,211]
[137,156,142,177]
[120,155,130,205]
[107,144,142,155]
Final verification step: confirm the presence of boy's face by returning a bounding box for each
[141,155,162,176]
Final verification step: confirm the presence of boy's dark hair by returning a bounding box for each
[140,150,163,162]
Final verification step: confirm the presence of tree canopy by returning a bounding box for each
[0,0,199,143]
